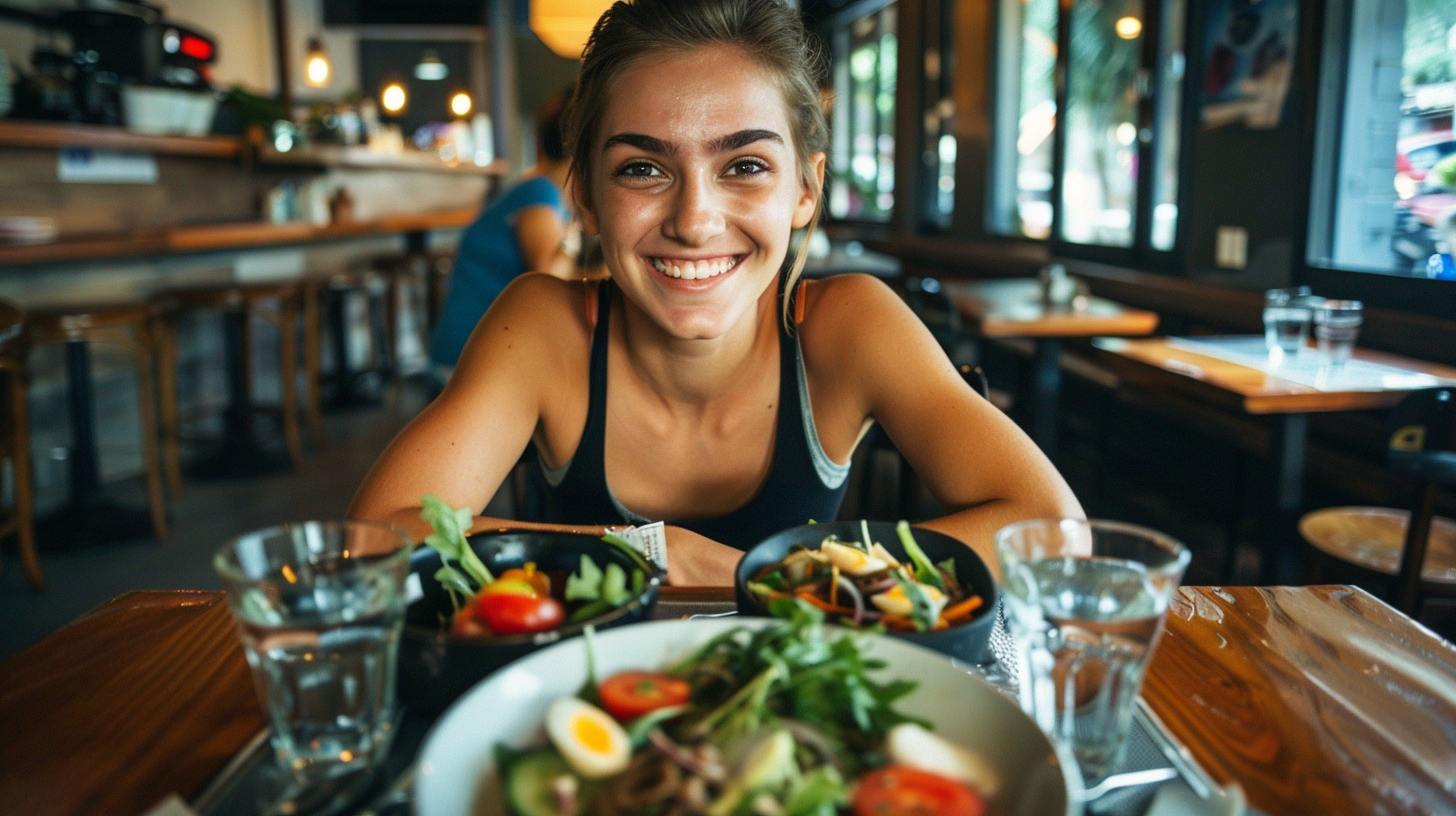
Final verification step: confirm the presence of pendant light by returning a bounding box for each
[380,81,408,115]
[414,50,449,81]
[529,0,615,59]
[304,36,331,88]
[449,91,473,118]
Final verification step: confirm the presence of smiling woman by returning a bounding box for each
[348,0,1083,586]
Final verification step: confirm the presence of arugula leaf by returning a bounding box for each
[565,554,603,601]
[785,766,848,816]
[895,521,945,591]
[892,571,947,633]
[936,557,959,585]
[420,494,494,589]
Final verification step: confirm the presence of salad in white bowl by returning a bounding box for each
[414,601,1081,816]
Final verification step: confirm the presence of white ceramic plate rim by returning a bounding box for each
[413,618,1083,816]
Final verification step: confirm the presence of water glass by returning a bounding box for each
[1263,286,1317,354]
[1313,299,1363,367]
[994,519,1189,786]
[216,520,412,788]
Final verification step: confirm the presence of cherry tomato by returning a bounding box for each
[597,671,693,721]
[852,766,984,816]
[450,605,491,637]
[478,577,540,599]
[475,592,565,635]
[497,563,551,596]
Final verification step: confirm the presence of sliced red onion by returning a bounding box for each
[836,574,864,626]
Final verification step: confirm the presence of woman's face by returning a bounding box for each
[579,45,825,341]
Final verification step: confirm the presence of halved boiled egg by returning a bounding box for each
[886,722,1001,797]
[821,541,890,576]
[545,697,631,779]
[870,582,946,617]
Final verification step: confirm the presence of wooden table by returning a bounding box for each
[1091,336,1456,582]
[944,278,1159,455]
[3,585,1454,816]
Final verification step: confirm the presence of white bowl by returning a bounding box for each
[414,618,1082,816]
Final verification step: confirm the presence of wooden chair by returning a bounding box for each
[28,301,170,543]
[154,282,307,490]
[1300,387,1456,616]
[0,301,41,589]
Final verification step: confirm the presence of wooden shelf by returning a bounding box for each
[0,208,478,266]
[256,145,509,176]
[0,120,245,158]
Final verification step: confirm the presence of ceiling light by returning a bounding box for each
[414,50,448,81]
[304,37,331,88]
[1115,16,1142,39]
[450,91,473,118]
[530,0,615,59]
[381,81,407,115]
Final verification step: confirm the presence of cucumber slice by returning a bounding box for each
[505,749,582,816]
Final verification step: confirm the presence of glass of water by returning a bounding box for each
[216,520,412,795]
[1263,286,1317,355]
[1313,299,1363,367]
[994,519,1189,787]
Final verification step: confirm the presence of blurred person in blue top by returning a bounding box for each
[429,88,579,373]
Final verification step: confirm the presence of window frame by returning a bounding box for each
[1300,0,1456,320]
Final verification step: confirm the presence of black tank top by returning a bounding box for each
[539,279,851,551]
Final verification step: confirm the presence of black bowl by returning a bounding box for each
[399,530,662,713]
[735,521,999,665]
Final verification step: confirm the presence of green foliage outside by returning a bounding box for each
[1404,0,1456,87]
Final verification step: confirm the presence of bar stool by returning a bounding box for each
[27,300,170,545]
[1300,387,1456,616]
[0,300,41,589]
[154,281,306,488]
[366,250,455,374]
[310,265,390,409]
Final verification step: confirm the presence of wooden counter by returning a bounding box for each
[0,120,245,159]
[0,208,478,267]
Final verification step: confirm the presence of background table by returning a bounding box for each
[1091,336,1456,582]
[3,585,1454,816]
[944,278,1159,456]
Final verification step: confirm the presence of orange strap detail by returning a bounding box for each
[794,280,808,326]
[585,281,600,329]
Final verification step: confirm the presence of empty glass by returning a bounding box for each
[995,519,1189,786]
[1313,300,1363,367]
[216,520,412,799]
[1263,287,1318,355]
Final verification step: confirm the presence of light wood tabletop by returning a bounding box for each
[1093,335,1456,415]
[2,585,1454,815]
[943,278,1160,338]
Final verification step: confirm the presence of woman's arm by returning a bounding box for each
[803,275,1085,573]
[349,274,577,535]
[515,204,579,280]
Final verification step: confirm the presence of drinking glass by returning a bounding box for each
[1263,286,1317,354]
[216,520,412,792]
[995,518,1189,786]
[1313,300,1363,367]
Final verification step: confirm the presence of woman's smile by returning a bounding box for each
[647,254,745,282]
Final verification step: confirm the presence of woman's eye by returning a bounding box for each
[727,159,769,176]
[616,161,661,178]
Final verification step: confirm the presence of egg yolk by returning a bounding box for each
[574,715,613,754]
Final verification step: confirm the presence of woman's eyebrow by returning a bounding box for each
[602,129,784,156]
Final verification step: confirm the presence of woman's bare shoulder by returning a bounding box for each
[798,274,922,363]
[451,273,596,383]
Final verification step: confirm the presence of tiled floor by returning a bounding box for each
[0,383,435,662]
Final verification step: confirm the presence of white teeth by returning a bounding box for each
[650,257,736,280]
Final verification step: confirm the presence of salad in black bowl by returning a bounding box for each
[735,520,999,665]
[399,497,663,713]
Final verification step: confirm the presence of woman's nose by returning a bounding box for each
[665,172,726,245]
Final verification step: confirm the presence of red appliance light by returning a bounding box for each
[180,35,214,61]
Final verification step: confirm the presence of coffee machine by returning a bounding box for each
[5,0,217,124]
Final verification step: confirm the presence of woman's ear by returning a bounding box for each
[572,175,600,236]
[792,152,827,229]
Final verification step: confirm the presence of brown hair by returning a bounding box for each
[562,0,829,318]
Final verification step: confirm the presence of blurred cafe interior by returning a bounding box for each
[1,0,1456,814]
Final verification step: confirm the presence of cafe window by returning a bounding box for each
[828,3,897,223]
[989,0,1187,256]
[1308,0,1456,280]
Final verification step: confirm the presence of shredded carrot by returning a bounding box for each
[879,612,918,631]
[793,590,858,618]
[941,595,984,623]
